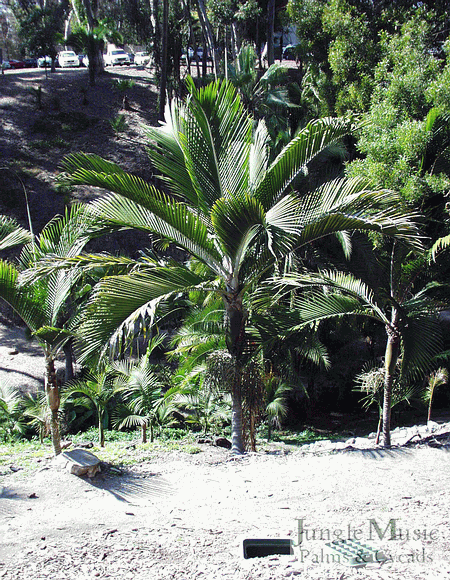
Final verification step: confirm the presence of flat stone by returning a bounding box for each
[60,448,101,478]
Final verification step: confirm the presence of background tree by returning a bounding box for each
[17,4,69,71]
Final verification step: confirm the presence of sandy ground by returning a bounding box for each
[1,428,450,580]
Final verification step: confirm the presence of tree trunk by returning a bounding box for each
[197,0,218,78]
[63,340,74,382]
[267,0,275,66]
[142,423,147,443]
[382,309,400,447]
[45,354,61,455]
[224,289,247,454]
[158,0,168,121]
[99,413,105,447]
[231,378,244,454]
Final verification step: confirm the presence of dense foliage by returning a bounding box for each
[2,2,450,454]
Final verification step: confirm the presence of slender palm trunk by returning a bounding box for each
[159,0,168,121]
[99,412,105,447]
[63,340,74,382]
[142,423,147,443]
[224,290,246,454]
[231,379,244,454]
[382,309,400,447]
[45,353,61,455]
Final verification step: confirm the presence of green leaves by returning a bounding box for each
[0,216,32,251]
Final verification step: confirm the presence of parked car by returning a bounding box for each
[104,49,130,66]
[7,59,25,69]
[134,51,151,66]
[57,50,79,68]
[24,57,38,68]
[37,56,52,68]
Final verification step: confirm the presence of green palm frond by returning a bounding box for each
[431,234,450,261]
[211,195,265,265]
[0,260,45,332]
[400,313,443,381]
[295,180,423,250]
[90,193,225,274]
[0,215,32,251]
[255,117,357,208]
[76,265,213,361]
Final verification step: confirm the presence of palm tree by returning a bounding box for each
[112,335,167,443]
[0,383,26,441]
[62,365,117,447]
[22,391,51,444]
[0,205,101,455]
[66,22,122,86]
[423,367,448,423]
[267,244,443,447]
[57,78,422,454]
[263,374,292,442]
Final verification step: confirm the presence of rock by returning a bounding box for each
[60,448,101,478]
[427,420,439,433]
[214,437,232,449]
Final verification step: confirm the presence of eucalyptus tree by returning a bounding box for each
[57,77,422,454]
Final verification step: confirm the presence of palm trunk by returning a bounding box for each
[197,0,218,78]
[63,340,74,382]
[231,379,244,454]
[45,353,61,455]
[224,289,247,454]
[267,421,272,442]
[99,412,105,447]
[382,309,400,447]
[267,0,275,66]
[142,423,147,443]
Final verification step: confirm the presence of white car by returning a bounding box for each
[58,51,79,68]
[134,51,151,66]
[104,49,130,66]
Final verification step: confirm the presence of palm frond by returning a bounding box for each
[0,215,32,250]
[255,117,357,208]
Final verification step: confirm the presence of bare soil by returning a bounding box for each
[1,433,450,580]
[1,67,450,580]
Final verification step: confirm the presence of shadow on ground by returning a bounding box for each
[89,468,174,503]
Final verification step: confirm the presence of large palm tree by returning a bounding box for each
[57,78,422,453]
